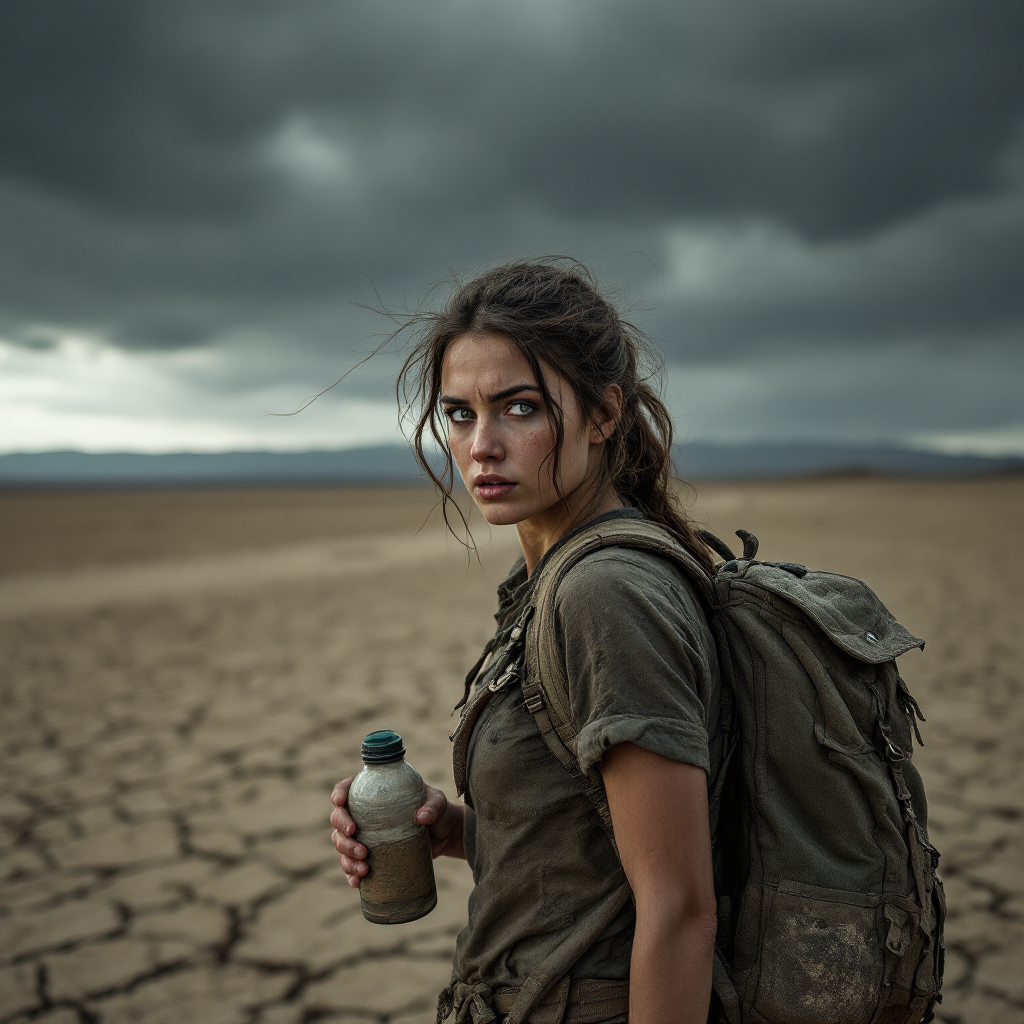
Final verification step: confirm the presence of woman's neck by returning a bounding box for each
[516,483,625,576]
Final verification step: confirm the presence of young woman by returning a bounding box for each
[330,260,721,1024]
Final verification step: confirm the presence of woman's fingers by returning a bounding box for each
[340,854,368,878]
[330,779,358,836]
[330,803,358,837]
[331,777,368,888]
[415,783,448,825]
[331,828,366,860]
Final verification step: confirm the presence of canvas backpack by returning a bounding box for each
[472,516,945,1024]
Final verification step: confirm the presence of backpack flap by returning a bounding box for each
[722,562,925,664]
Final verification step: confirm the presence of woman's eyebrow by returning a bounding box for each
[488,383,541,402]
[440,383,541,405]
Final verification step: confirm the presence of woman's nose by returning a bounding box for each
[469,421,504,463]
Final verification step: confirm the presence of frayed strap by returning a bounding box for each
[440,981,496,1024]
[437,984,455,1024]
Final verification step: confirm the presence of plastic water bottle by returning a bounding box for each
[347,730,438,924]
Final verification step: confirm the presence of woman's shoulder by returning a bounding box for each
[554,544,707,629]
[552,540,720,772]
[558,543,703,598]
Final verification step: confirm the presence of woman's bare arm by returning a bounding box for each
[601,742,718,1024]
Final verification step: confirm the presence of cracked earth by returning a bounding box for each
[1,479,1021,1024]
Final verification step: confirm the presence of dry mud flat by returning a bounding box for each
[0,478,1021,1024]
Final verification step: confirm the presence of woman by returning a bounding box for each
[331,260,721,1024]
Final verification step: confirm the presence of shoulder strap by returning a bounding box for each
[522,518,712,822]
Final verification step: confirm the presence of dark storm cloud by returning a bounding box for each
[5,0,1022,227]
[1,0,1022,375]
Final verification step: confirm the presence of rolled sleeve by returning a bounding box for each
[554,547,717,778]
[576,714,711,776]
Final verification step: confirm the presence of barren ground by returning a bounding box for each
[0,478,1021,1024]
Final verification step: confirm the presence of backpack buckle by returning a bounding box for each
[524,692,544,712]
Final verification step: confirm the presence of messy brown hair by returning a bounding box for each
[396,258,714,573]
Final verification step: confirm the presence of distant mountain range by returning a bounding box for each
[673,443,1024,480]
[0,444,1020,487]
[0,447,424,487]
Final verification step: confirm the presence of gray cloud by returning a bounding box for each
[6,0,1022,225]
[1,0,1022,441]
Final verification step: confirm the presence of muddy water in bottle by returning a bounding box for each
[347,730,438,924]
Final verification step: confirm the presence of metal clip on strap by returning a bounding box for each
[488,664,517,692]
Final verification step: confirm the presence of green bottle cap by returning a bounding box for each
[361,730,406,764]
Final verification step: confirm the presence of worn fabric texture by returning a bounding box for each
[449,512,944,1024]
[450,509,720,1002]
[707,559,944,1024]
[505,518,944,1024]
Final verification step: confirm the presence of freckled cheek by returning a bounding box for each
[449,432,474,477]
[508,426,558,483]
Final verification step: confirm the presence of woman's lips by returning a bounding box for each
[475,481,516,500]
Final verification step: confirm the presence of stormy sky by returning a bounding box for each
[1,0,1022,454]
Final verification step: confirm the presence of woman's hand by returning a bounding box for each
[330,777,467,887]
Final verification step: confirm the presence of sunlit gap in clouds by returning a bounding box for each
[3,322,1023,458]
[0,333,402,455]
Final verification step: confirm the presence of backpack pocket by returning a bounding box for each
[875,884,945,1022]
[752,880,883,1024]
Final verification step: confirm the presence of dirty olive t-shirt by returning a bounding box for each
[452,510,721,994]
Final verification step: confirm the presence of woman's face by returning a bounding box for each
[440,331,610,527]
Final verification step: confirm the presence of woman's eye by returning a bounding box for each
[448,407,474,423]
[508,401,535,417]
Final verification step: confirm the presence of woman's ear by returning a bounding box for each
[590,384,624,443]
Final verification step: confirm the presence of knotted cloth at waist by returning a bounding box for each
[438,978,629,1024]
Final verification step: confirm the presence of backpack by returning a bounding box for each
[478,517,945,1024]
